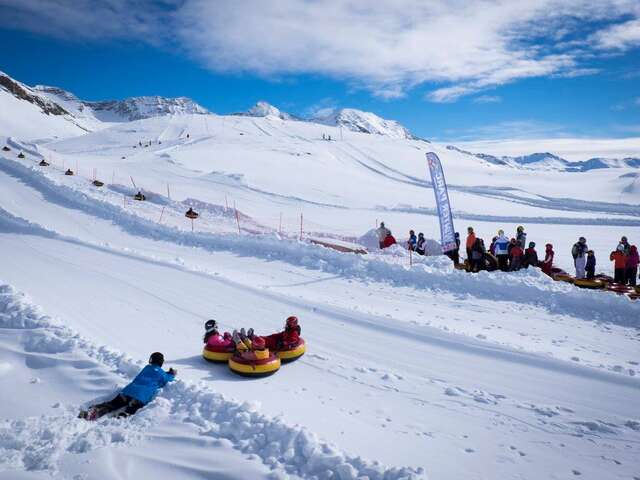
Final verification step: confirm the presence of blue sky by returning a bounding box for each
[1,0,639,141]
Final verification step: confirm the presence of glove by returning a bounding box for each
[169,368,177,376]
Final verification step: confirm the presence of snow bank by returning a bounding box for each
[0,284,426,479]
[1,153,639,327]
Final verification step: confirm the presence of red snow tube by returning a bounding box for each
[228,350,281,377]
[606,283,635,295]
[275,338,306,363]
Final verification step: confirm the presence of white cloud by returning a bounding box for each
[591,18,640,50]
[473,95,502,104]
[2,0,640,102]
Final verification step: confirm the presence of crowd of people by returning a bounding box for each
[377,221,639,286]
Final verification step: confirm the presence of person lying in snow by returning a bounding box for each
[79,352,176,420]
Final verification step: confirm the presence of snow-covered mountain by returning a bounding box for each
[447,145,640,171]
[0,71,209,139]
[242,101,294,120]
[312,108,415,139]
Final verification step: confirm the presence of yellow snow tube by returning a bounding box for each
[276,339,306,363]
[573,278,606,289]
[228,352,281,377]
[553,273,574,283]
[202,347,234,362]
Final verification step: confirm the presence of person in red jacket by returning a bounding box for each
[541,243,554,276]
[465,227,476,263]
[625,245,639,286]
[509,240,524,271]
[610,244,627,283]
[382,231,397,248]
[263,316,302,350]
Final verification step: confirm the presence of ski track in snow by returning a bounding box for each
[0,284,425,479]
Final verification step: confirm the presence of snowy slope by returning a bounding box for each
[313,108,415,139]
[1,73,640,480]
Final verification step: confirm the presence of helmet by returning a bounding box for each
[529,242,535,248]
[467,226,474,232]
[579,237,586,243]
[418,232,424,237]
[149,352,164,367]
[286,316,298,328]
[498,229,504,235]
[617,244,625,251]
[546,243,553,248]
[252,336,266,350]
[517,226,524,232]
[204,319,218,332]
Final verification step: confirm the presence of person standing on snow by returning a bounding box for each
[465,227,476,264]
[523,241,539,269]
[585,250,596,279]
[416,232,426,255]
[541,243,554,276]
[610,245,627,283]
[493,230,510,271]
[572,237,588,279]
[489,236,498,256]
[626,245,639,286]
[509,239,524,271]
[79,352,176,420]
[407,230,417,251]
[471,237,486,272]
[516,226,527,249]
[376,222,391,249]
[619,236,631,255]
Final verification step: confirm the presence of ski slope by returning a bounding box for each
[1,106,640,480]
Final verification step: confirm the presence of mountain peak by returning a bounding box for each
[87,96,209,121]
[245,101,292,120]
[311,108,414,139]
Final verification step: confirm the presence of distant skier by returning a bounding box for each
[465,227,476,263]
[407,230,417,251]
[626,245,638,286]
[541,243,554,276]
[79,352,176,420]
[516,226,527,249]
[585,250,596,279]
[416,232,426,255]
[571,237,588,279]
[493,230,510,271]
[609,245,627,283]
[523,241,538,269]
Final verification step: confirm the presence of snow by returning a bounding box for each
[1,71,640,480]
[313,108,414,139]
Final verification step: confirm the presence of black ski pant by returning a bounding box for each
[497,254,508,271]
[614,268,625,284]
[585,267,595,279]
[626,267,638,286]
[91,394,144,419]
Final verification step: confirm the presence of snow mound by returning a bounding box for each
[358,228,381,250]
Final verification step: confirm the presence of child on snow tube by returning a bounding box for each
[228,334,281,377]
[202,320,235,362]
[263,316,305,362]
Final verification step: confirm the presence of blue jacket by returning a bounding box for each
[121,364,175,404]
[494,235,510,255]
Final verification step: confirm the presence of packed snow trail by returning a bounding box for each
[0,156,638,328]
[1,217,639,479]
[0,284,424,479]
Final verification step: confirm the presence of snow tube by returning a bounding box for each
[92,180,104,187]
[607,283,635,295]
[627,293,639,301]
[573,278,606,289]
[594,274,614,284]
[64,169,74,176]
[228,350,281,377]
[38,160,49,167]
[552,271,573,283]
[202,343,235,363]
[276,338,306,363]
[17,152,25,158]
[185,210,199,219]
[134,193,146,201]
